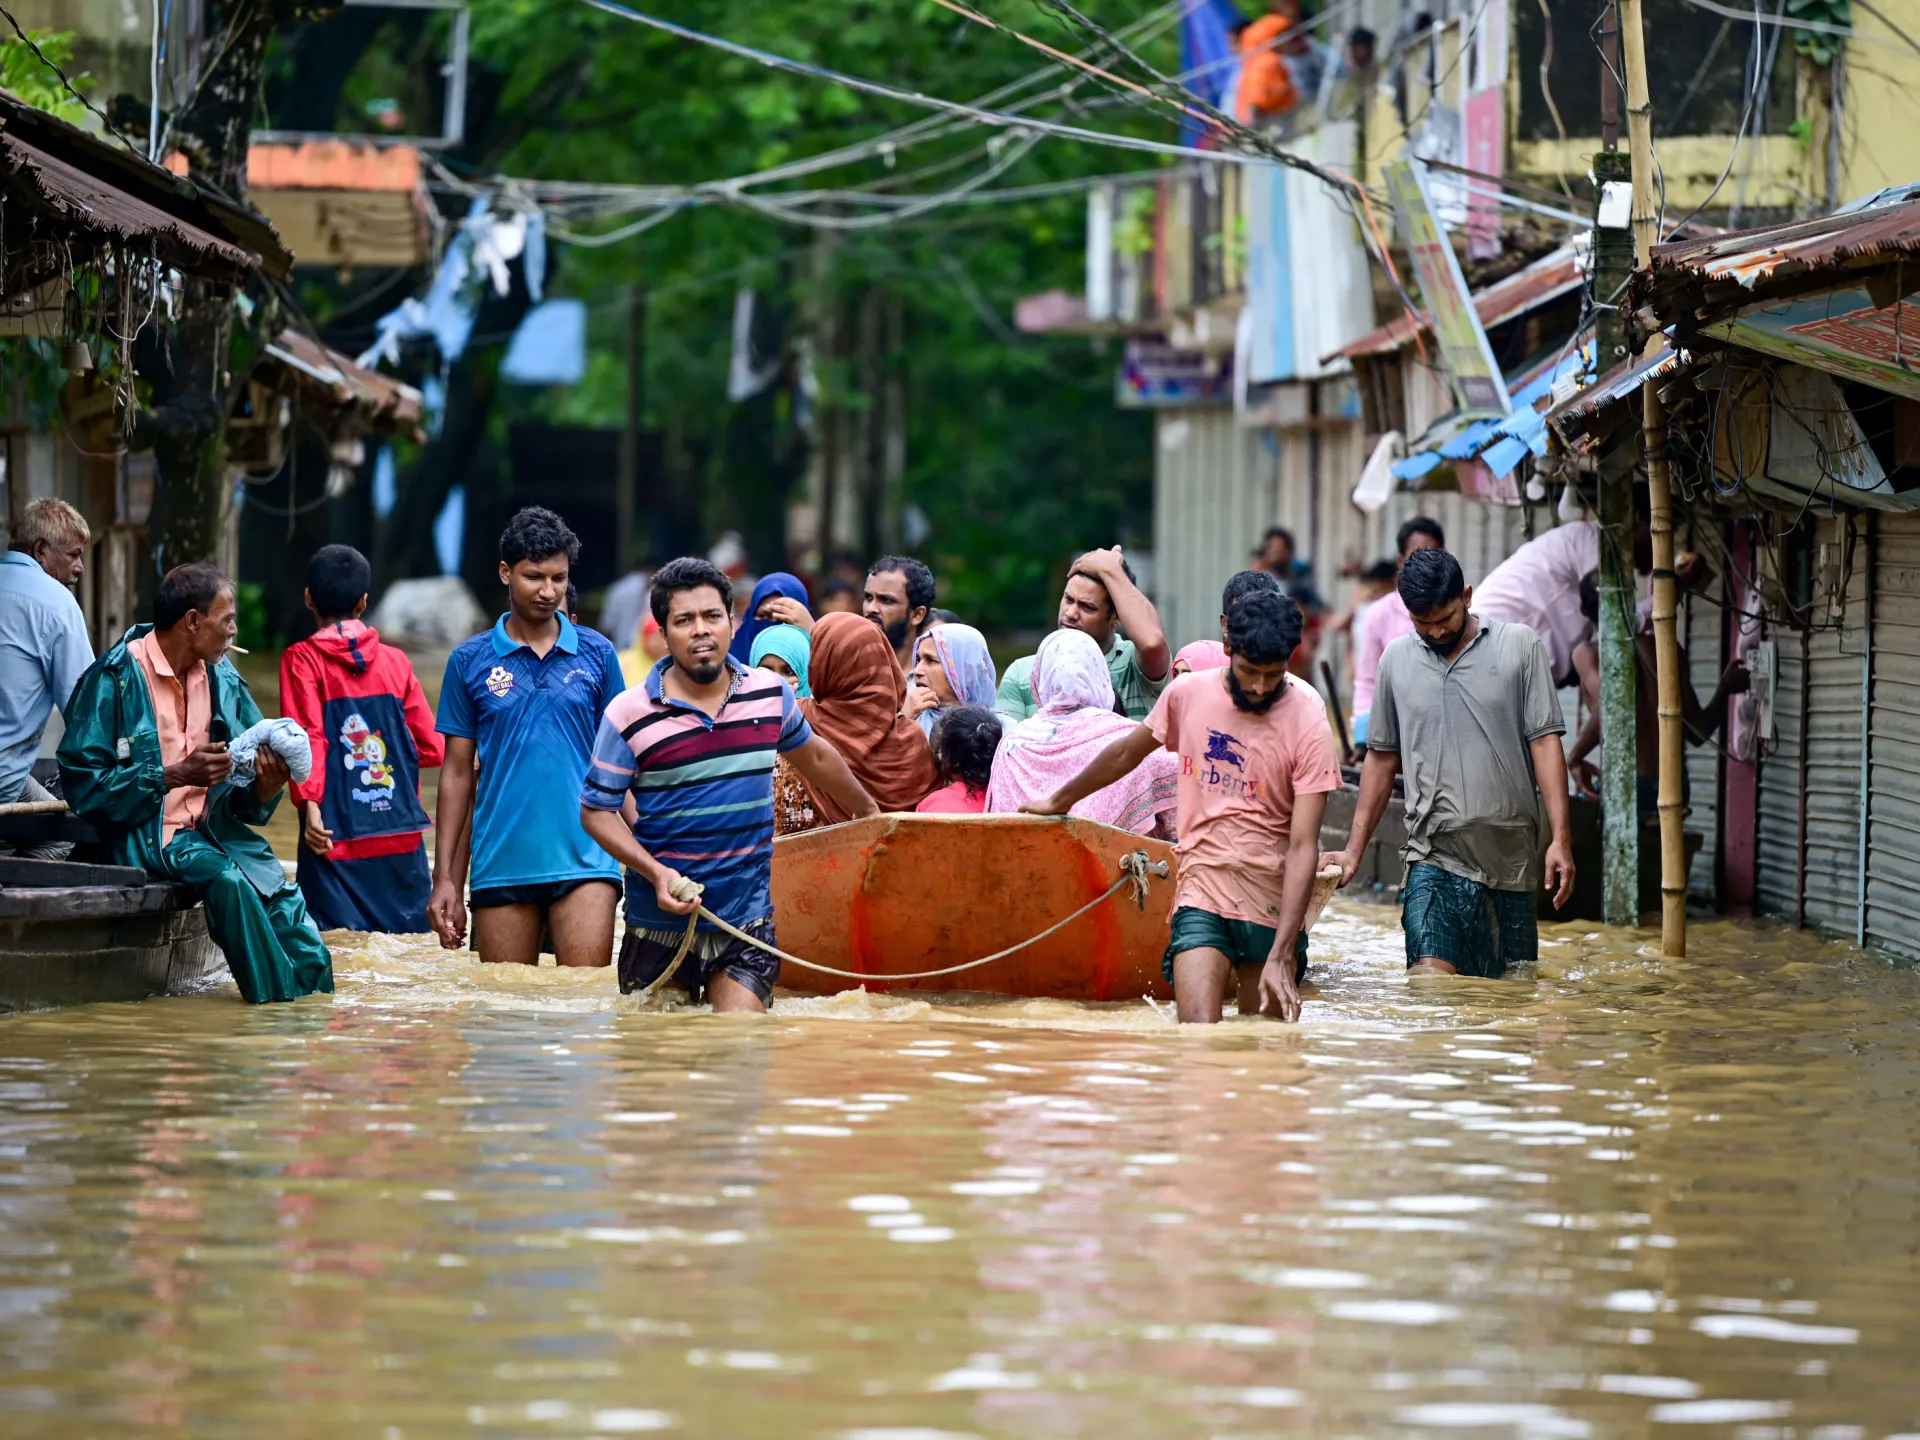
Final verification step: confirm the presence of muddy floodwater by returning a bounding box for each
[4,903,1920,1438]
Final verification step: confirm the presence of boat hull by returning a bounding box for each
[771,814,1175,1001]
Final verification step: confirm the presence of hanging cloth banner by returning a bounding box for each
[1383,157,1510,416]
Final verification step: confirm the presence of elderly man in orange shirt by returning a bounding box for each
[58,563,333,1004]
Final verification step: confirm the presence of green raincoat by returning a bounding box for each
[57,626,333,1003]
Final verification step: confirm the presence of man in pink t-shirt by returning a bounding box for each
[1352,516,1447,736]
[1024,591,1342,1024]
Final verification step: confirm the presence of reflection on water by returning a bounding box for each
[3,902,1920,1436]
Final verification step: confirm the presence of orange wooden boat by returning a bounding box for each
[770,814,1176,1000]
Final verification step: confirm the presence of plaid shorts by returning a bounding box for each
[1400,863,1536,979]
[618,916,780,1004]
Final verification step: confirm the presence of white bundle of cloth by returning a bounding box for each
[227,718,313,786]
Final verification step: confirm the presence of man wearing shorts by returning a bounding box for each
[429,507,627,965]
[1024,590,1341,1024]
[1327,546,1576,978]
[578,557,877,1012]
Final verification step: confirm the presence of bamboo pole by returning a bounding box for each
[1618,0,1687,955]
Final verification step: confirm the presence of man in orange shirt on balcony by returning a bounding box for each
[1236,0,1305,126]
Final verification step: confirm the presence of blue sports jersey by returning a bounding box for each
[436,614,626,891]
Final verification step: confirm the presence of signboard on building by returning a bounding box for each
[1705,287,1920,404]
[1384,158,1510,415]
[1117,336,1233,407]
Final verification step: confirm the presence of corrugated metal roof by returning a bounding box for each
[0,133,253,279]
[265,328,424,435]
[1328,244,1588,361]
[1644,195,1920,291]
[248,142,423,193]
[1545,340,1687,431]
[0,93,290,280]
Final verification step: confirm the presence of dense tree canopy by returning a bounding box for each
[447,0,1175,629]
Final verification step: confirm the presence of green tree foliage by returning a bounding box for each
[0,30,90,123]
[459,0,1171,630]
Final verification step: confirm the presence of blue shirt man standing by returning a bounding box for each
[429,506,626,967]
[0,499,94,857]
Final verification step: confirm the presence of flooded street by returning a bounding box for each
[4,903,1919,1438]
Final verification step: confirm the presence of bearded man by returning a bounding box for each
[1022,589,1341,1025]
[1326,546,1577,980]
[862,556,936,675]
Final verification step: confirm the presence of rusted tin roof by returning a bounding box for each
[0,133,254,279]
[1327,245,1587,362]
[248,142,423,193]
[1645,196,1920,290]
[264,327,424,436]
[0,93,291,281]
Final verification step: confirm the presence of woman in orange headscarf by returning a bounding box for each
[773,612,937,835]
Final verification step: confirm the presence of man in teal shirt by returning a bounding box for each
[59,563,334,1005]
[996,547,1171,722]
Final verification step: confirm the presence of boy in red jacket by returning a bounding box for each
[281,545,445,933]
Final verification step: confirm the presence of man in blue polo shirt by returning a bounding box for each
[429,507,626,966]
[0,499,94,859]
[579,556,877,1011]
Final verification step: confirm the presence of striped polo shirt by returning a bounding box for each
[582,656,812,931]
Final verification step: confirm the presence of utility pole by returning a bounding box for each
[1598,0,1621,150]
[1618,0,1688,956]
[616,286,647,574]
[1591,144,1638,928]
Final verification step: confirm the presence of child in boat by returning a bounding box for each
[917,705,1000,814]
[1022,590,1341,1025]
[281,545,445,933]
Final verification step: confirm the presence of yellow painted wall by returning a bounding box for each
[1840,8,1920,199]
[1512,136,1803,212]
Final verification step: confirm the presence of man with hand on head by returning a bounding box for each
[998,546,1170,723]
[58,562,333,1003]
[1327,547,1576,979]
[1023,590,1341,1025]
[580,557,876,1012]
[430,507,626,967]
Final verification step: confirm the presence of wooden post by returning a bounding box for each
[1591,148,1638,927]
[616,286,647,573]
[1619,0,1687,955]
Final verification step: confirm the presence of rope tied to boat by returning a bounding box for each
[639,850,1171,998]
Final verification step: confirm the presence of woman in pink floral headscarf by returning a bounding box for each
[986,629,1178,836]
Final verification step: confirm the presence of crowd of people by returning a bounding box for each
[3,485,1730,1026]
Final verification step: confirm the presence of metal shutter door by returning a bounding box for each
[1867,514,1920,959]
[1802,515,1869,936]
[1755,618,1805,923]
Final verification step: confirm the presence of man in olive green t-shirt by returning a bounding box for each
[996,546,1171,722]
[1329,547,1576,980]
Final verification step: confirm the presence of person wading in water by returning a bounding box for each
[580,558,876,1012]
[430,507,627,967]
[1327,546,1576,978]
[1022,590,1341,1024]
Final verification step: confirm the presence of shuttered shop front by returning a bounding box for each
[1867,513,1920,959]
[1755,617,1805,923]
[1153,408,1276,651]
[1801,515,1871,937]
